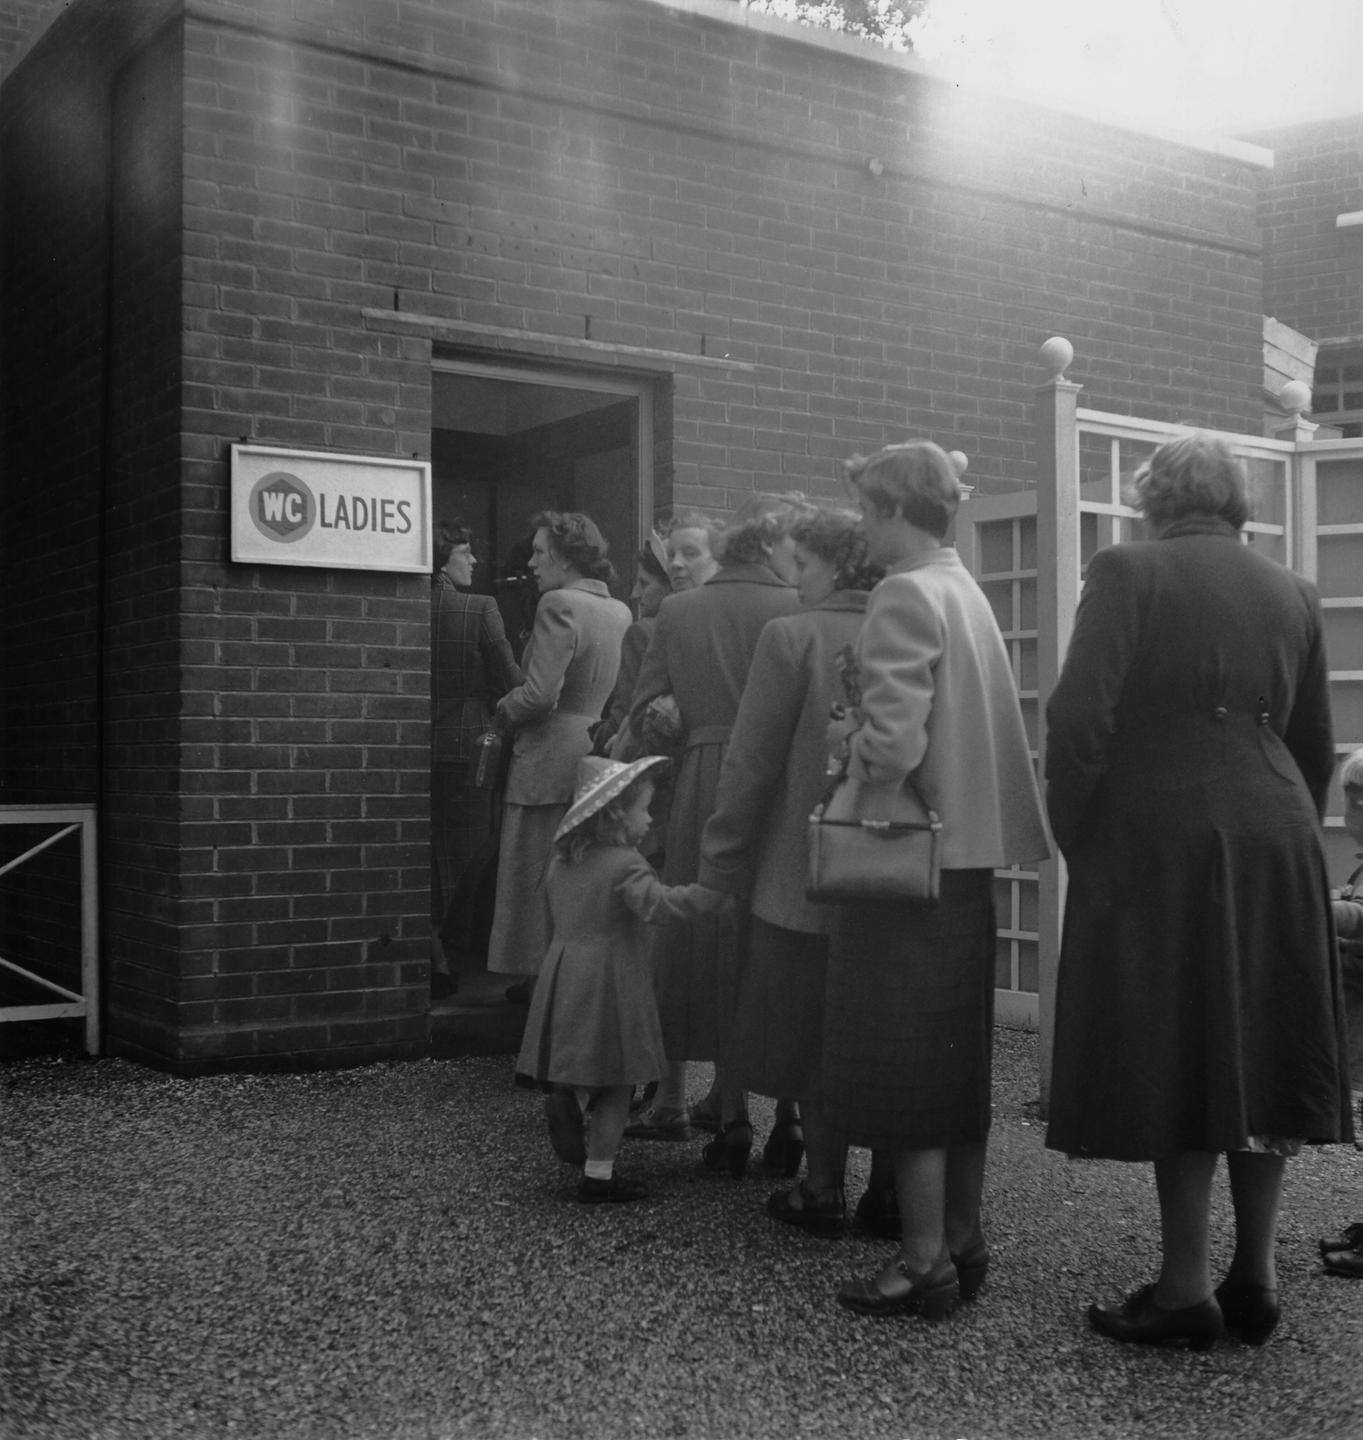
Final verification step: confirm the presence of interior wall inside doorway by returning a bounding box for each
[431,369,641,654]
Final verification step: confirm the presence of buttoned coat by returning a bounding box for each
[1044,518,1351,1158]
[698,590,869,933]
[431,576,522,764]
[846,548,1049,871]
[624,562,800,1059]
[497,579,632,806]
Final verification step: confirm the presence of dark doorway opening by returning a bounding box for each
[427,359,656,1049]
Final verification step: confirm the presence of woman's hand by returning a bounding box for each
[825,703,861,776]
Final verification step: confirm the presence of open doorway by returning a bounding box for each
[431,358,654,652]
[427,358,657,1045]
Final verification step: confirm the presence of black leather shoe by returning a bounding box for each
[761,1120,805,1178]
[953,1240,991,1303]
[577,1173,649,1204]
[1322,1248,1363,1278]
[1214,1277,1279,1345]
[836,1257,960,1321]
[767,1181,846,1238]
[702,1121,753,1179]
[852,1182,901,1239]
[1088,1284,1223,1350]
[1317,1221,1363,1257]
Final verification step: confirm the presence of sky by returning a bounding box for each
[906,0,1363,137]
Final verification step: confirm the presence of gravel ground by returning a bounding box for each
[2,1029,1360,1440]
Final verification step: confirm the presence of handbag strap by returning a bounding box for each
[814,768,941,832]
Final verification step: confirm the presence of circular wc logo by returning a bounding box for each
[250,471,317,542]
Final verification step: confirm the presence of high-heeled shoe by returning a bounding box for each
[837,1256,961,1321]
[1088,1284,1223,1351]
[766,1181,846,1238]
[761,1120,805,1178]
[702,1121,753,1179]
[1214,1277,1279,1345]
[852,1180,901,1239]
[952,1240,990,1303]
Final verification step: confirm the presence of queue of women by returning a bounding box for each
[431,435,1357,1346]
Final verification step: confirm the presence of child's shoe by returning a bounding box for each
[544,1090,586,1165]
[577,1172,649,1204]
[623,1105,690,1141]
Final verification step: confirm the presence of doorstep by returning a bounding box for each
[428,964,528,1059]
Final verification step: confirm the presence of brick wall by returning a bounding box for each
[0,0,66,80]
[1253,114,1363,345]
[180,0,1266,507]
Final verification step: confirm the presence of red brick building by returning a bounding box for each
[0,0,1305,1070]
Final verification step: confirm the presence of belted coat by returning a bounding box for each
[624,561,800,1059]
[1044,517,1352,1159]
[496,579,632,806]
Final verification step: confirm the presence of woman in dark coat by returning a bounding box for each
[620,497,805,1167]
[698,507,881,1204]
[488,512,632,995]
[1045,433,1353,1349]
[430,520,522,997]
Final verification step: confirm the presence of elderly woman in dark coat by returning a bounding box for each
[488,512,632,998]
[698,507,881,1204]
[621,496,805,1166]
[430,520,522,998]
[1045,433,1352,1349]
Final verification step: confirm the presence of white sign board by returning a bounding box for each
[230,444,432,573]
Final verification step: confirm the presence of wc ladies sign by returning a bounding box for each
[230,444,432,573]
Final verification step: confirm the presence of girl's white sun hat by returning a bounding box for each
[554,754,668,843]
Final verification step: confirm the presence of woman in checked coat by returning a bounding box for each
[430,520,522,996]
[1045,433,1352,1350]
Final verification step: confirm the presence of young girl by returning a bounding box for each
[516,754,729,1203]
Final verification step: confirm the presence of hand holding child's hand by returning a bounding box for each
[825,703,860,776]
[695,886,736,916]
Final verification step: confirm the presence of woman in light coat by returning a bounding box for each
[823,442,1049,1322]
[488,512,632,997]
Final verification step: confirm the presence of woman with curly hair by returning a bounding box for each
[698,506,883,1205]
[621,494,807,1167]
[489,512,632,998]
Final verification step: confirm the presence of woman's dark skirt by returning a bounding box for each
[724,915,829,1101]
[821,869,997,1151]
[431,763,497,952]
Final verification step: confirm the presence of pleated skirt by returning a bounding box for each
[822,869,997,1151]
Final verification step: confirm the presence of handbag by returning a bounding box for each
[806,771,942,904]
[470,728,506,790]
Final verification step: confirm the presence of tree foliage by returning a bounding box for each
[741,0,929,52]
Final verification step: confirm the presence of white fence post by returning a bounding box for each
[1033,337,1082,1115]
